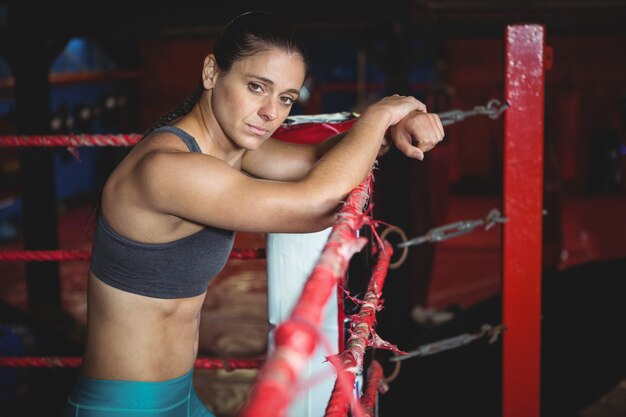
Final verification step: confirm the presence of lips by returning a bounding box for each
[246,123,269,136]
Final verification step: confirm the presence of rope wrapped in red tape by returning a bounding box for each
[0,114,356,149]
[0,134,143,147]
[324,241,394,417]
[238,172,374,417]
[359,360,384,417]
[0,250,91,262]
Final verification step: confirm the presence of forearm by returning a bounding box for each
[314,131,347,160]
[294,94,425,215]
[305,114,388,202]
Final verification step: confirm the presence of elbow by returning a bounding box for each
[300,191,346,232]
[294,175,356,233]
[309,212,337,232]
[281,212,335,234]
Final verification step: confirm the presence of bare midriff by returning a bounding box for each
[80,272,206,382]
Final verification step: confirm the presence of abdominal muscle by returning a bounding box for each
[80,272,206,382]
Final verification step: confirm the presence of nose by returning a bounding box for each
[258,97,278,122]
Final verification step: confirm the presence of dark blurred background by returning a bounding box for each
[0,1,625,416]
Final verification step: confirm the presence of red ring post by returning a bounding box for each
[503,24,546,417]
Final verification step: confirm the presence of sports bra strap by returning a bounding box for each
[152,126,202,153]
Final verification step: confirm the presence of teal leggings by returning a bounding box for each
[61,370,216,417]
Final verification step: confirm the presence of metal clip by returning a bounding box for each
[397,208,508,249]
[485,99,510,120]
[389,323,505,362]
[484,209,508,231]
[438,99,509,126]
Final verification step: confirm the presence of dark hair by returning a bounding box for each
[147,10,308,133]
[213,11,309,74]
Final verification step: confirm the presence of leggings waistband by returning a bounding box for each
[69,370,194,410]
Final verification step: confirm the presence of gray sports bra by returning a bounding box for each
[89,126,235,299]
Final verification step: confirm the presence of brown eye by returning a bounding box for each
[280,96,295,106]
[248,82,263,93]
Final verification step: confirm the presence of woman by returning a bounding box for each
[62,10,444,417]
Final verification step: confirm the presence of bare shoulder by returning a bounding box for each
[101,138,244,242]
[105,133,335,234]
[135,145,233,198]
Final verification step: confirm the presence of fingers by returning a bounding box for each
[404,96,427,115]
[388,111,445,161]
[417,114,444,151]
[392,128,424,160]
[432,114,445,142]
[414,100,427,114]
[376,95,428,126]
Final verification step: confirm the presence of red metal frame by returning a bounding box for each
[502,24,546,417]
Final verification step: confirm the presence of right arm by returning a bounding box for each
[241,98,438,182]
[136,95,424,233]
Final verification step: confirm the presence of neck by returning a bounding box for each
[178,91,246,167]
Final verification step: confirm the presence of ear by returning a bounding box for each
[202,54,219,89]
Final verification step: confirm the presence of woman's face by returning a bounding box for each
[211,48,307,150]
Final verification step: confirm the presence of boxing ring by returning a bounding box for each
[0,24,546,417]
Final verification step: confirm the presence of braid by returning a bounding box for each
[144,82,204,136]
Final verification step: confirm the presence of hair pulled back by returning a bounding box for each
[148,11,308,133]
[214,11,308,74]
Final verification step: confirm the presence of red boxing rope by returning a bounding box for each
[238,172,374,417]
[0,248,265,262]
[324,241,394,417]
[0,118,356,148]
[0,250,91,262]
[0,357,264,370]
[359,360,384,417]
[0,134,143,148]
[228,248,266,260]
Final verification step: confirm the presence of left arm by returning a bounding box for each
[241,133,345,181]
[242,110,444,181]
